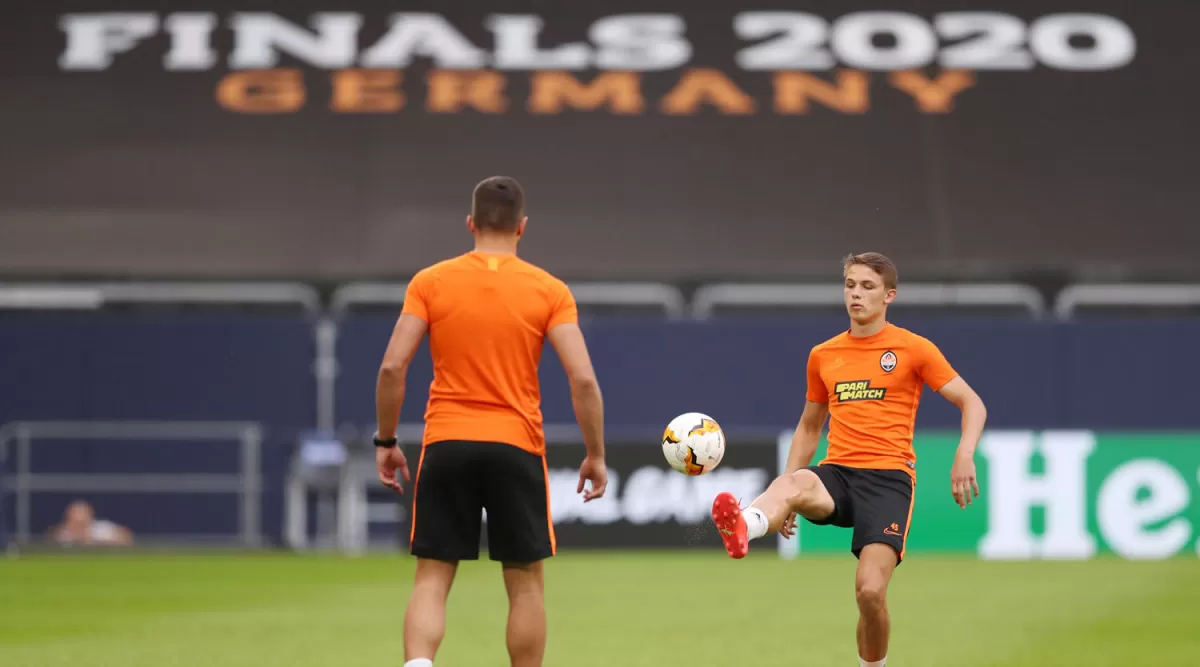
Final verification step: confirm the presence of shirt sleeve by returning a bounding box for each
[547,281,578,330]
[805,348,828,403]
[917,337,959,391]
[401,270,432,322]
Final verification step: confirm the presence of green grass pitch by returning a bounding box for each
[1,550,1197,666]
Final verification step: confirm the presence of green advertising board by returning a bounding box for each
[778,431,1200,560]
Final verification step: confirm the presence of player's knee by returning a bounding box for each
[781,469,823,509]
[855,576,888,611]
[413,557,458,592]
[502,561,545,600]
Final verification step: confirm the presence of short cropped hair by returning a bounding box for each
[842,252,898,290]
[471,176,525,232]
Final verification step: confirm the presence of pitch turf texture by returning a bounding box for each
[2,551,1197,666]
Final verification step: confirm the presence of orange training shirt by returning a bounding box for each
[400,251,577,456]
[806,323,959,479]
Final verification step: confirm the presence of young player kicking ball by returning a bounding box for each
[711,252,987,667]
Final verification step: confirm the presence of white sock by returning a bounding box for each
[742,508,769,540]
[859,656,886,666]
[404,660,433,667]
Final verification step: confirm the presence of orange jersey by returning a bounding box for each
[806,323,958,479]
[401,251,577,456]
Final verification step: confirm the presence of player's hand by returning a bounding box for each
[950,450,979,509]
[376,446,411,494]
[577,456,608,502]
[780,512,798,539]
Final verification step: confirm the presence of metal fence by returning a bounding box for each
[0,420,263,549]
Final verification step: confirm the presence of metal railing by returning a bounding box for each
[1053,284,1200,319]
[0,282,321,314]
[5,279,1197,321]
[328,282,408,315]
[0,421,263,548]
[329,281,686,318]
[691,282,1048,319]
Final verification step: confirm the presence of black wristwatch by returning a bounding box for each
[373,433,398,449]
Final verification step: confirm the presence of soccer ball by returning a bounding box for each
[661,412,726,476]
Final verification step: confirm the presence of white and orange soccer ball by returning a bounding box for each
[661,412,726,476]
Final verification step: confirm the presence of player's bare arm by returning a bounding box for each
[373,313,426,493]
[547,322,608,502]
[937,376,987,509]
[786,400,830,474]
[778,400,830,538]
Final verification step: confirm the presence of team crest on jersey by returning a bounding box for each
[834,380,887,402]
[880,350,897,373]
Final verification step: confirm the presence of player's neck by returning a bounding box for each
[472,235,519,255]
[848,317,888,338]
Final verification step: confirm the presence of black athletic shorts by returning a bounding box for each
[409,440,555,564]
[806,464,915,563]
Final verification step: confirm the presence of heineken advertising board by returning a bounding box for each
[781,431,1200,561]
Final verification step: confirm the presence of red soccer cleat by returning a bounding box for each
[711,492,749,559]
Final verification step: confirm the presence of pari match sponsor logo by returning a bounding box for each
[57,11,1136,115]
[835,379,887,402]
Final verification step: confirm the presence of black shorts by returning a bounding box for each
[409,440,555,564]
[806,464,915,562]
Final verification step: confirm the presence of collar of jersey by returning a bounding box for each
[845,322,893,342]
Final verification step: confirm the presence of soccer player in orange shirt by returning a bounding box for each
[373,176,609,667]
[711,252,988,667]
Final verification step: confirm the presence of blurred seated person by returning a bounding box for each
[49,500,134,547]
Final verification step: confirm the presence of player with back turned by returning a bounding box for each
[372,176,609,667]
[711,252,988,667]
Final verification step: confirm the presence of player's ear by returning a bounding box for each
[466,215,476,234]
[516,217,528,237]
[884,288,897,305]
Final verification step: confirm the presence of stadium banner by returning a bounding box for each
[391,434,777,551]
[2,2,1196,280]
[545,434,776,550]
[779,430,1200,561]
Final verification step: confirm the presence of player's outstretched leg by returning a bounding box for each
[711,470,835,558]
[404,558,458,666]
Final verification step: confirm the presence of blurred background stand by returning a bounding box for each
[285,427,417,556]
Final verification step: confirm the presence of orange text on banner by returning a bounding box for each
[660,69,756,116]
[331,69,405,113]
[774,70,869,115]
[427,70,508,113]
[889,70,976,113]
[528,72,644,115]
[216,69,304,113]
